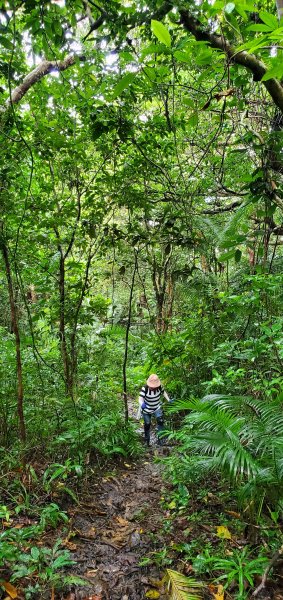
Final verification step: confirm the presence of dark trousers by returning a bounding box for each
[142,407,164,444]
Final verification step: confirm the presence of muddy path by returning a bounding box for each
[61,449,171,600]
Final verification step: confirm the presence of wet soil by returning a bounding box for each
[60,449,170,600]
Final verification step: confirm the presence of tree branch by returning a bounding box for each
[202,200,242,214]
[8,54,85,105]
[179,10,283,114]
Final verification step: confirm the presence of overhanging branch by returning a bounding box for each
[202,200,242,214]
[179,10,283,114]
[8,54,85,105]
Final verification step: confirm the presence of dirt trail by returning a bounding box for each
[61,450,170,600]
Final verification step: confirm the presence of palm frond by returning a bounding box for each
[171,391,283,512]
[167,569,203,600]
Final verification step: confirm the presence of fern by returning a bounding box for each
[170,394,283,515]
[218,202,253,247]
[167,569,203,600]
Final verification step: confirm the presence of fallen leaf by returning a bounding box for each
[145,591,160,599]
[85,569,98,577]
[209,584,224,600]
[63,541,77,551]
[149,576,167,589]
[226,510,241,519]
[124,463,131,468]
[2,582,18,598]
[216,525,232,540]
[116,516,129,526]
[215,584,224,600]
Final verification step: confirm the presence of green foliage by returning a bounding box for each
[210,548,269,599]
[0,2,283,596]
[169,394,283,519]
[0,514,78,597]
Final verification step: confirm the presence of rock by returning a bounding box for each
[129,532,141,547]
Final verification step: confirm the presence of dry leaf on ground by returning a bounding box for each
[2,582,18,598]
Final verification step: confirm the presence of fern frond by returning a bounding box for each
[218,202,253,247]
[167,569,203,600]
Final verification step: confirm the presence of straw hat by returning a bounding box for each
[147,374,161,388]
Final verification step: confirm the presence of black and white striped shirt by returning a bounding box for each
[139,385,164,414]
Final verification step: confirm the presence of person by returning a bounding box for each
[137,373,171,446]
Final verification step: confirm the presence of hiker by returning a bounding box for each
[137,374,171,446]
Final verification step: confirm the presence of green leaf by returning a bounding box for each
[247,24,275,32]
[188,112,198,127]
[262,63,283,81]
[63,575,93,586]
[151,20,171,47]
[31,547,40,560]
[0,35,14,50]
[225,3,235,14]
[235,249,242,263]
[112,73,136,98]
[218,250,236,262]
[259,11,278,29]
[234,3,248,21]
[174,50,191,63]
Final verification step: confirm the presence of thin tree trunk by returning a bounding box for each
[122,253,138,423]
[276,0,283,19]
[156,291,165,333]
[70,248,93,389]
[1,238,26,443]
[59,251,71,394]
[166,273,174,332]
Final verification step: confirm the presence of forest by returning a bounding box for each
[0,0,283,598]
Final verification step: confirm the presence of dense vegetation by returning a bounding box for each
[0,0,283,598]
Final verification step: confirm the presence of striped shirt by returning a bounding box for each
[139,385,164,414]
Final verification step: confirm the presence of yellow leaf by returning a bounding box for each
[209,584,224,600]
[168,500,176,509]
[124,463,131,468]
[216,525,232,539]
[139,528,144,533]
[2,582,18,598]
[145,590,160,599]
[215,584,224,600]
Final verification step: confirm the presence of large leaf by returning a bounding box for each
[167,569,203,600]
[112,73,136,98]
[259,11,278,29]
[151,20,171,47]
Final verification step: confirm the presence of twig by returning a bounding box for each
[252,544,283,596]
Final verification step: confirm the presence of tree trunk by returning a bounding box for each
[156,291,165,333]
[122,253,138,422]
[166,273,174,332]
[276,0,283,19]
[59,251,71,395]
[69,249,93,391]
[1,239,26,443]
